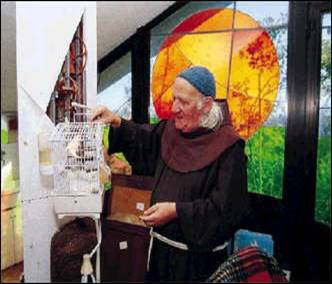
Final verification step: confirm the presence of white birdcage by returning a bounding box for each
[49,115,109,215]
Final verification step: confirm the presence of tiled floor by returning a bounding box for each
[1,262,23,283]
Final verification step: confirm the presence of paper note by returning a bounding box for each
[119,241,128,250]
[136,202,145,211]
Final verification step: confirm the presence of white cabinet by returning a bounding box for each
[1,191,23,270]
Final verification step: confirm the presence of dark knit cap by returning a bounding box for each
[177,66,216,98]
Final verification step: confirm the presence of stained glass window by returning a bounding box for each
[150,2,234,122]
[150,1,288,198]
[238,2,288,198]
[315,13,331,227]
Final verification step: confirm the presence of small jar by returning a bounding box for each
[38,131,53,175]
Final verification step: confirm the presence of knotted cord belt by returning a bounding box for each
[146,228,229,272]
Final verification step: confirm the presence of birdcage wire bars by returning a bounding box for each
[50,121,105,196]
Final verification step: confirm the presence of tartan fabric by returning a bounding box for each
[206,246,288,283]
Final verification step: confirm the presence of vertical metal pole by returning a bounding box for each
[95,218,101,283]
[65,52,70,88]
[50,91,57,123]
[64,52,71,122]
[75,32,82,121]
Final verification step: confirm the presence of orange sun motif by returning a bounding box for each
[151,8,280,140]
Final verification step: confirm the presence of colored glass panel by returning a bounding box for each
[151,8,280,140]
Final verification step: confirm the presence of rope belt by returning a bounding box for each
[146,228,229,272]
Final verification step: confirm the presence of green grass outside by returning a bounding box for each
[246,126,285,199]
[315,136,331,226]
[246,125,331,227]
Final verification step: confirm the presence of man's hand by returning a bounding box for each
[139,202,177,227]
[88,105,121,127]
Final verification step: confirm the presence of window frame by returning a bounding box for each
[283,1,331,224]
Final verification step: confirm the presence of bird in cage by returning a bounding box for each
[66,135,81,158]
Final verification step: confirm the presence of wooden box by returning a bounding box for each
[105,174,154,226]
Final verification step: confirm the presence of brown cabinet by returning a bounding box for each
[101,219,150,282]
[101,174,153,282]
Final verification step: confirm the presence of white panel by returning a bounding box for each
[21,198,58,283]
[16,2,97,282]
[53,191,103,215]
[16,2,86,112]
[18,89,55,202]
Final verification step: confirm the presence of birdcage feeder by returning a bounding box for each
[49,114,109,216]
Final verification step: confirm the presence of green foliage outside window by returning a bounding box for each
[150,116,160,124]
[315,135,331,226]
[315,16,331,227]
[246,126,285,199]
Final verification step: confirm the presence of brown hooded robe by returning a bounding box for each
[108,117,250,282]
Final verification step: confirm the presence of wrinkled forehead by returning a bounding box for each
[173,77,203,101]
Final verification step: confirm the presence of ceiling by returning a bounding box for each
[1,1,174,112]
[97,1,174,60]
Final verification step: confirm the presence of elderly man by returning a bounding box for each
[90,66,250,282]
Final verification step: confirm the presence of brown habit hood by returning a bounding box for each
[161,104,244,173]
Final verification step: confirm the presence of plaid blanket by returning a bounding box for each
[206,246,288,283]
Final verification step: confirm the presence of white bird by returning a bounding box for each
[66,135,81,158]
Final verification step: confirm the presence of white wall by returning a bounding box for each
[16,2,97,282]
